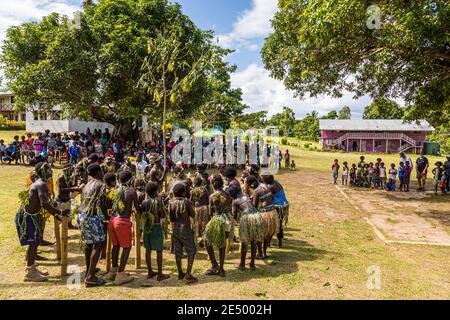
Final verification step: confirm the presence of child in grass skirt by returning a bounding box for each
[262,175,289,248]
[139,182,170,282]
[247,176,280,260]
[204,175,232,277]
[191,177,210,247]
[228,185,264,271]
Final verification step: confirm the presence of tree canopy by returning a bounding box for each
[294,111,320,142]
[363,98,404,119]
[231,111,268,131]
[0,0,245,129]
[268,106,296,136]
[262,0,450,127]
[338,106,352,120]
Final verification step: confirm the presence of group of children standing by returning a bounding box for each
[332,154,449,195]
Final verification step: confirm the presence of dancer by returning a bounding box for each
[77,163,108,287]
[262,175,289,248]
[204,175,232,277]
[191,177,210,247]
[141,182,170,281]
[106,171,140,285]
[249,176,280,260]
[228,185,264,271]
[16,163,69,282]
[168,183,198,284]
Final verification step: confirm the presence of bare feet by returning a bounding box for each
[185,275,198,284]
[157,274,170,282]
[234,264,245,271]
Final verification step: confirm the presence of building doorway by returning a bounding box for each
[361,140,367,152]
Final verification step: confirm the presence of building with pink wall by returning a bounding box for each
[319,120,434,154]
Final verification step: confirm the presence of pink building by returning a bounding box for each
[319,120,434,154]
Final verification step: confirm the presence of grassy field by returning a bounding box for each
[0,131,449,300]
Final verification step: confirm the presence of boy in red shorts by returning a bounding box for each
[106,171,141,285]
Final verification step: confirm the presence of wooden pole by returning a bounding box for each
[106,232,112,272]
[106,209,112,272]
[134,213,141,269]
[60,215,68,276]
[162,71,168,192]
[54,217,61,261]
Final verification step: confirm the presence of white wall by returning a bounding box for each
[26,112,114,133]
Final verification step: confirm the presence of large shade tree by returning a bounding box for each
[1,0,243,130]
[262,0,450,127]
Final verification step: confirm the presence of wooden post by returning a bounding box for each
[386,139,389,153]
[106,233,112,272]
[106,209,112,272]
[134,213,141,269]
[54,217,61,261]
[60,215,68,276]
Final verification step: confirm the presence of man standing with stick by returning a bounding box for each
[16,163,69,282]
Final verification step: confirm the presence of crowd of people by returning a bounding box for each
[13,129,290,287]
[0,128,166,167]
[331,152,450,195]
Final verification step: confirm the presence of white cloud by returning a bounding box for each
[231,63,373,119]
[217,0,277,50]
[0,0,79,42]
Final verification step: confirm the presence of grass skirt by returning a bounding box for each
[260,209,280,238]
[276,204,289,226]
[205,215,227,248]
[195,205,210,238]
[239,212,265,243]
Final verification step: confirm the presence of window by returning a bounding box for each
[33,111,39,121]
[375,140,382,147]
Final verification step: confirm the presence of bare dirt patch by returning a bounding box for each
[343,186,450,244]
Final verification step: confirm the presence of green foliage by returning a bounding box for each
[230,111,268,130]
[427,125,450,154]
[338,106,352,120]
[321,110,338,120]
[294,111,320,142]
[262,0,450,126]
[363,98,404,119]
[1,0,241,129]
[0,116,25,130]
[280,137,288,145]
[268,106,296,136]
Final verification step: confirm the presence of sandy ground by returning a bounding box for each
[0,163,449,299]
[343,184,450,244]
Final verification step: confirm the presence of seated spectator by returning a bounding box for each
[3,143,21,164]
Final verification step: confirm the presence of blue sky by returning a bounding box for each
[0,0,376,118]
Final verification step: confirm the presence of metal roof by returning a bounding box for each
[319,119,434,132]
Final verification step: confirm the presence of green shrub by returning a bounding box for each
[280,137,288,145]
[304,143,311,149]
[0,117,26,130]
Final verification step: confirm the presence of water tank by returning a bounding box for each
[424,141,440,156]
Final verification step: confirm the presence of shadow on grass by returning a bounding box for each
[383,193,450,204]
[0,236,332,290]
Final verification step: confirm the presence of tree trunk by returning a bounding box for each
[162,73,168,191]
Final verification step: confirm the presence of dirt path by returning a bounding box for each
[341,185,450,245]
